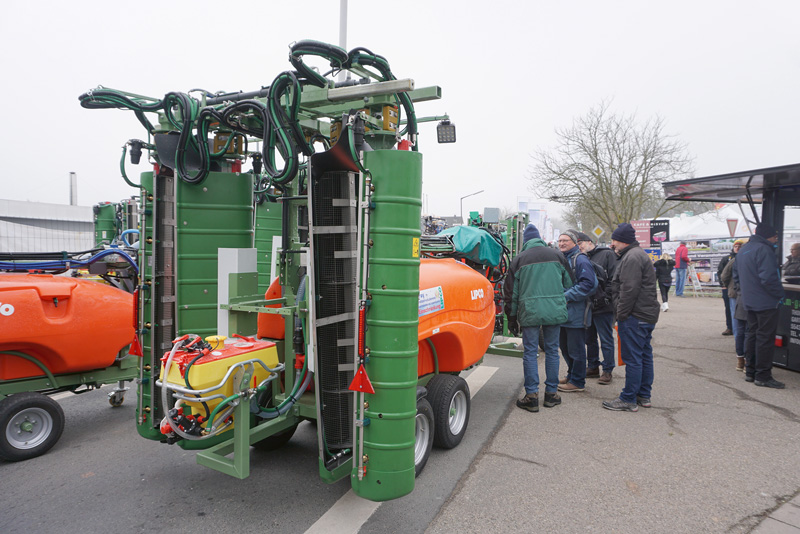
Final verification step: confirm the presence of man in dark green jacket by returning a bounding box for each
[504,224,572,412]
[603,223,660,412]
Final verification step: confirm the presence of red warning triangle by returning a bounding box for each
[129,334,143,357]
[348,364,375,394]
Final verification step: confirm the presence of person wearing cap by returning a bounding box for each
[720,239,748,371]
[504,224,573,411]
[733,223,786,389]
[602,223,660,412]
[674,241,691,297]
[717,241,742,336]
[576,231,617,384]
[556,230,598,393]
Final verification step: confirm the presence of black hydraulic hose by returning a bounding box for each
[345,48,418,151]
[289,40,349,88]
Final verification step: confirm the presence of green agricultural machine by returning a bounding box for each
[79,40,496,502]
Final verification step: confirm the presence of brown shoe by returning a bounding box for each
[736,357,745,371]
[558,377,568,385]
[557,382,585,392]
[722,329,733,336]
[586,367,600,378]
[598,372,613,385]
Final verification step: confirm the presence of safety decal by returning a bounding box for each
[419,286,444,317]
[412,237,420,258]
[0,302,15,316]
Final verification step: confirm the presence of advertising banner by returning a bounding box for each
[631,219,670,248]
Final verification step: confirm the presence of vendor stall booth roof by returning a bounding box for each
[663,163,800,204]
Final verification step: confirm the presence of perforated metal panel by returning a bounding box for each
[311,171,358,449]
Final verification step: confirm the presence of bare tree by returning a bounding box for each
[530,101,697,232]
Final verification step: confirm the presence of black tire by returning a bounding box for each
[426,374,470,449]
[0,392,65,462]
[252,383,299,451]
[414,397,434,477]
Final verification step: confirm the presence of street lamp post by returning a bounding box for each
[460,190,484,225]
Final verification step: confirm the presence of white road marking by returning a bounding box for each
[304,488,382,534]
[465,365,497,398]
[304,366,499,534]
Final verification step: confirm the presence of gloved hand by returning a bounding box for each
[507,316,519,336]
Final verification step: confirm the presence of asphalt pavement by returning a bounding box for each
[428,295,800,534]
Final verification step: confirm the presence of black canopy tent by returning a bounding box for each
[663,163,800,258]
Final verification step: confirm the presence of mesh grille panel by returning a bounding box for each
[312,171,358,449]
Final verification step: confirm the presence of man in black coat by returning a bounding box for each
[603,223,660,412]
[577,232,617,385]
[733,223,786,389]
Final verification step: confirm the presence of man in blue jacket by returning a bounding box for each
[733,223,786,389]
[557,230,598,393]
[504,224,573,411]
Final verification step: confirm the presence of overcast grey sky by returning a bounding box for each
[1,1,798,219]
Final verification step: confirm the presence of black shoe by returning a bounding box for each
[516,393,539,412]
[543,392,561,408]
[754,379,785,389]
[586,367,600,378]
[744,375,755,383]
[722,329,733,336]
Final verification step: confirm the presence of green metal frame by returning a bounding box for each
[0,350,138,398]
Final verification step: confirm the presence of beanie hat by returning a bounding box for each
[523,224,541,243]
[576,231,594,244]
[733,239,747,246]
[755,223,777,239]
[560,230,580,247]
[611,223,636,244]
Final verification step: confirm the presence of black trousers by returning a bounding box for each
[744,308,779,382]
[659,283,670,303]
[722,288,732,330]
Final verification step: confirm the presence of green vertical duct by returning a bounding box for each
[254,201,283,295]
[94,202,116,245]
[175,171,254,338]
[351,150,422,501]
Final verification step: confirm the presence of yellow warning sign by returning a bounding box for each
[412,237,420,258]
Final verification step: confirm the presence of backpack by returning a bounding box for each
[568,252,610,310]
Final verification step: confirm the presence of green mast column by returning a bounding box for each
[351,150,422,501]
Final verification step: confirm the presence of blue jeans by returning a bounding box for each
[675,267,687,296]
[617,316,655,403]
[587,312,615,372]
[729,297,738,338]
[522,325,560,394]
[560,327,587,388]
[734,317,747,357]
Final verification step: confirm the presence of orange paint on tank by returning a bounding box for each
[417,259,495,376]
[0,274,134,380]
[256,276,285,340]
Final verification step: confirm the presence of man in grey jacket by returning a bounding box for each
[603,223,660,412]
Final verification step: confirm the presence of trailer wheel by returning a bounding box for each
[252,383,298,451]
[426,374,470,449]
[414,397,434,477]
[0,392,65,462]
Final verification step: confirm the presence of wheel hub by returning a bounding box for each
[6,408,53,449]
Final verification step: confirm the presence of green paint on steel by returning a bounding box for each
[94,203,117,245]
[175,172,254,336]
[254,201,283,295]
[351,149,422,501]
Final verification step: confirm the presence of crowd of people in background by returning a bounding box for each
[503,221,789,415]
[504,222,659,413]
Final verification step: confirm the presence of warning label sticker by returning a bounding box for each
[412,237,420,258]
[419,286,445,317]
